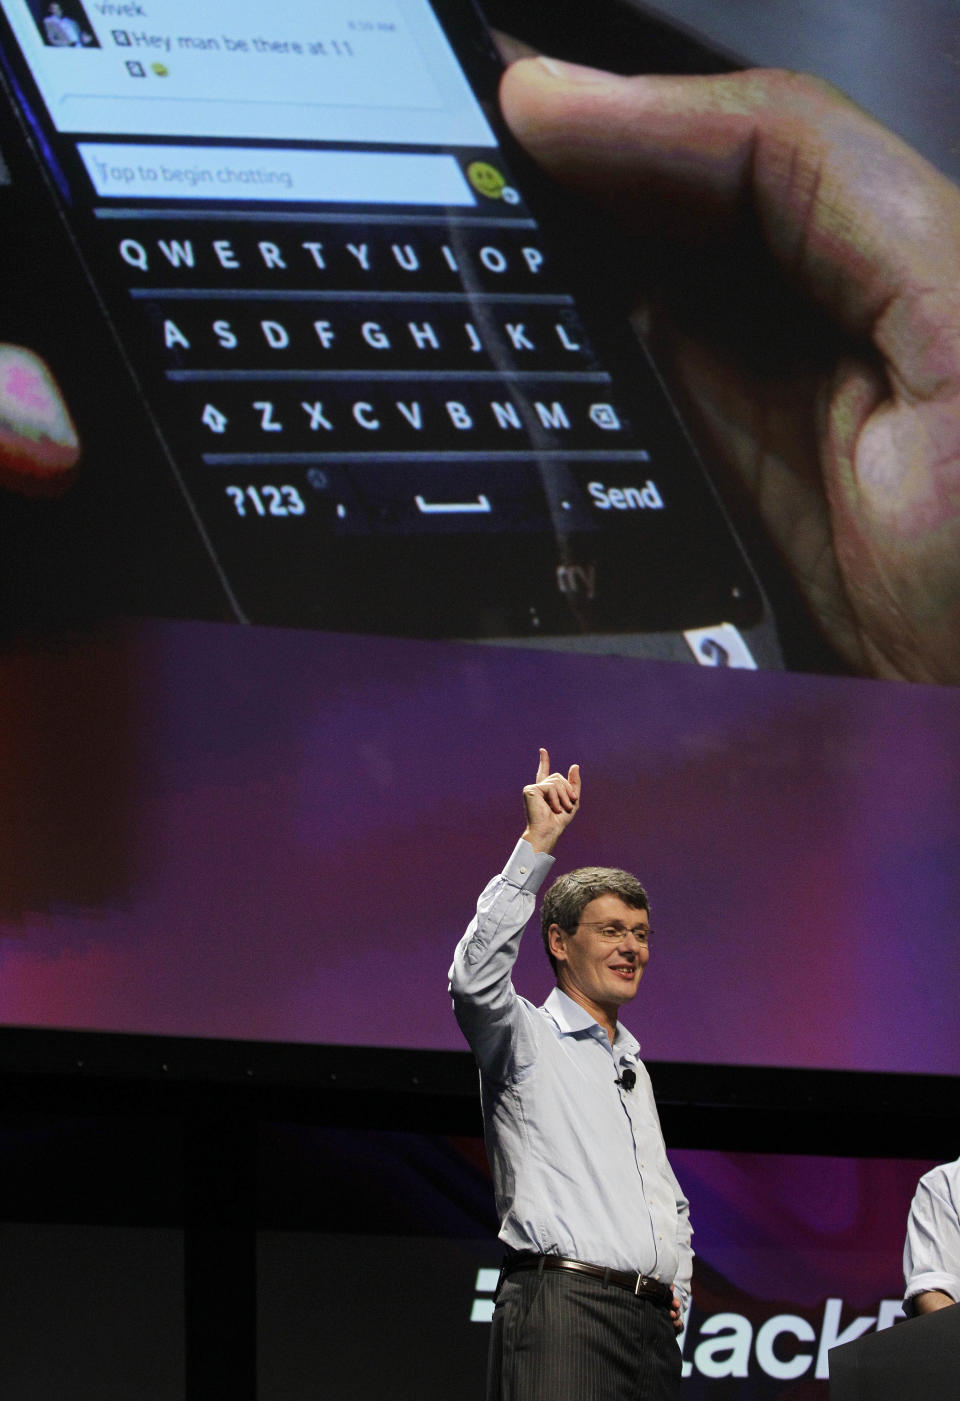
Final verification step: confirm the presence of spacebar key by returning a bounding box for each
[415,493,491,515]
[350,459,548,533]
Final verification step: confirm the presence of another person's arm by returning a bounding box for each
[499,59,960,685]
[903,1168,960,1314]
[913,1289,956,1315]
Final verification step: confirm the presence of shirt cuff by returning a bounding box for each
[905,1272,960,1304]
[502,837,555,893]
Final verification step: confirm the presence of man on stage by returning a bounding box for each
[449,750,692,1401]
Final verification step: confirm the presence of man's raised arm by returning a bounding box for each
[448,749,579,1074]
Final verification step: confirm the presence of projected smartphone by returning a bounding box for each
[0,0,780,666]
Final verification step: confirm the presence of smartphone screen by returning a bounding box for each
[0,0,778,665]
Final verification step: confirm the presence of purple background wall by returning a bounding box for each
[1,620,957,1074]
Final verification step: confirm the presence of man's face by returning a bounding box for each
[549,893,650,1021]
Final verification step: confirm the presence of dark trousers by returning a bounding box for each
[488,1266,682,1401]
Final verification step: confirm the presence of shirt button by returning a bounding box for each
[519,866,527,874]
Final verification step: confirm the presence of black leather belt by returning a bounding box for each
[501,1253,673,1308]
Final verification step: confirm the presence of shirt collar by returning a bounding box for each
[543,987,641,1057]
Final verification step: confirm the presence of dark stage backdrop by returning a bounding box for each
[259,1131,935,1400]
[0,1123,937,1401]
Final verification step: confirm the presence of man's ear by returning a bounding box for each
[547,923,567,962]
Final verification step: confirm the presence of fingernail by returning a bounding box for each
[0,345,80,495]
[536,55,611,84]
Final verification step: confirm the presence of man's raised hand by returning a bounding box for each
[521,748,581,854]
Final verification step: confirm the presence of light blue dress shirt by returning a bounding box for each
[903,1156,960,1309]
[449,838,693,1303]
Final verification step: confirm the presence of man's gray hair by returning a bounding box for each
[540,866,650,976]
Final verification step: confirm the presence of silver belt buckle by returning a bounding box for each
[634,1272,644,1295]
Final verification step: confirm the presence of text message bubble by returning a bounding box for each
[2,0,494,146]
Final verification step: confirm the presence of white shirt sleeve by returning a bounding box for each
[448,838,553,1080]
[903,1160,960,1308]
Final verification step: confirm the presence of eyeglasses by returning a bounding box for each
[574,922,651,945]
